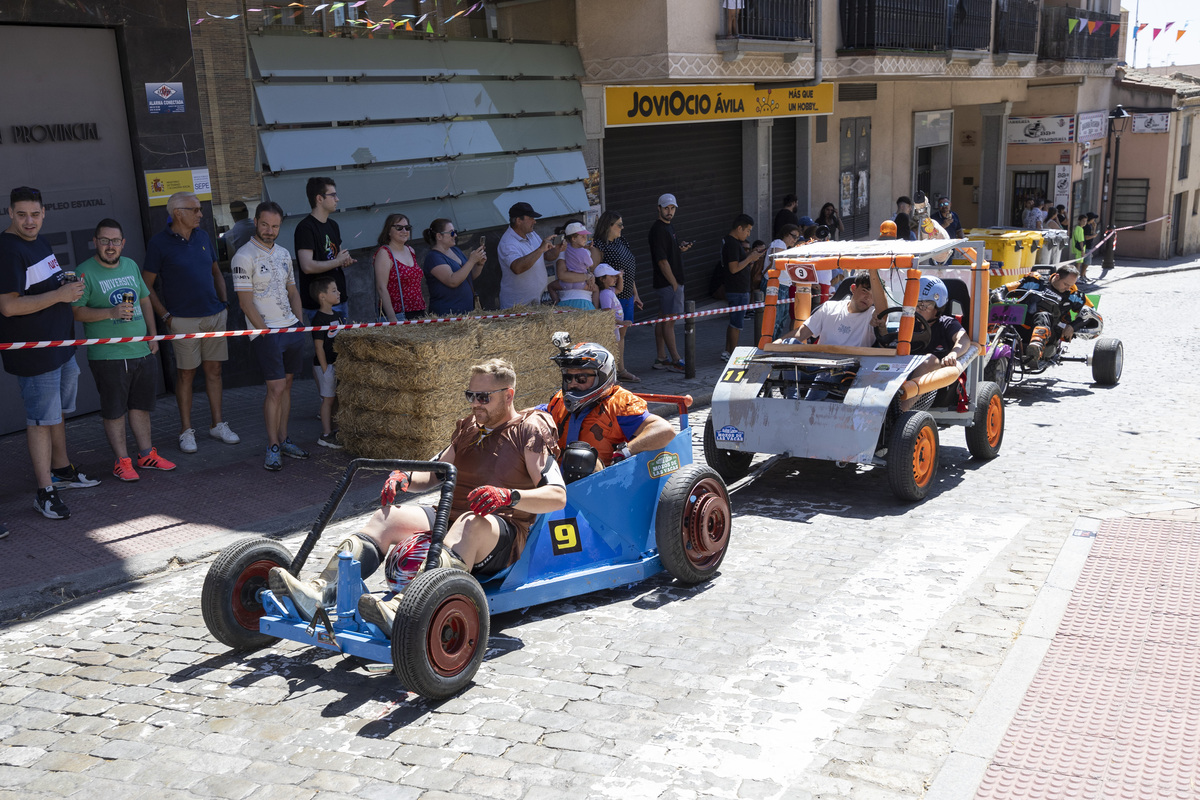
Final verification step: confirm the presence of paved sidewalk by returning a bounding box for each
[0,311,733,620]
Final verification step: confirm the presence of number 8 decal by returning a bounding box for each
[550,518,582,555]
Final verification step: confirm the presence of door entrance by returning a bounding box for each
[839,117,871,239]
[1171,192,1185,256]
[1010,170,1050,226]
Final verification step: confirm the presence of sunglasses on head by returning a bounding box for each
[464,388,507,404]
[562,372,595,386]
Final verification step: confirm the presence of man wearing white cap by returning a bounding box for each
[648,193,692,372]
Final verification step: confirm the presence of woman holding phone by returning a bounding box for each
[423,218,486,314]
[374,213,426,322]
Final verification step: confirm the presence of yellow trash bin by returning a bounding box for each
[964,228,1035,289]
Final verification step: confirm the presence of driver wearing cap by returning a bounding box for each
[540,335,675,477]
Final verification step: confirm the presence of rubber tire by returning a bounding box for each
[392,568,489,700]
[703,416,753,482]
[886,410,939,502]
[202,537,292,650]
[654,464,732,584]
[966,381,1004,460]
[1092,337,1123,385]
[984,356,1010,395]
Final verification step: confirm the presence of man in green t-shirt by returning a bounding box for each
[72,219,176,482]
[1070,214,1088,278]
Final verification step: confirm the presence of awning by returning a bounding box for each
[250,34,589,233]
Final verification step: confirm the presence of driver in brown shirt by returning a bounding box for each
[269,358,566,629]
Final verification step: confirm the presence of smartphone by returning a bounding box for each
[478,235,486,249]
[551,234,564,247]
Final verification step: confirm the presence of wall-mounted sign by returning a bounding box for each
[1077,111,1107,143]
[1054,165,1071,208]
[145,82,185,115]
[960,130,977,146]
[1,122,99,145]
[1006,115,1075,144]
[604,83,834,127]
[1132,113,1170,134]
[144,167,211,207]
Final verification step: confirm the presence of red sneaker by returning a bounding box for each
[113,457,140,482]
[136,448,177,471]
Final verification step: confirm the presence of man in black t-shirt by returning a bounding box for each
[899,276,971,412]
[294,177,355,323]
[720,214,766,358]
[0,186,100,521]
[773,194,800,240]
[648,193,692,372]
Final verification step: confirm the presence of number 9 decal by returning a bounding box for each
[550,518,582,555]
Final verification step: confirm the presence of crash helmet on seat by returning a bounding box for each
[1073,305,1104,338]
[879,220,898,239]
[561,440,599,484]
[917,276,949,309]
[384,530,432,593]
[550,333,617,414]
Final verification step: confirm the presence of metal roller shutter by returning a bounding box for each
[602,121,744,316]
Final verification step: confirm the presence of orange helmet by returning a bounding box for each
[879,220,898,239]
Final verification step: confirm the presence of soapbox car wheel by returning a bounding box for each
[703,416,753,482]
[391,568,490,700]
[202,537,291,650]
[655,464,732,584]
[965,381,1005,460]
[984,356,1011,394]
[874,306,932,351]
[1091,337,1123,386]
[887,410,939,502]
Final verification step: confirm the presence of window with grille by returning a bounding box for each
[1114,178,1150,231]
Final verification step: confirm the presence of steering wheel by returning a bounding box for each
[873,306,932,351]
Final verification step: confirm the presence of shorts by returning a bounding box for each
[655,284,685,318]
[89,355,157,420]
[420,505,516,577]
[557,299,595,311]
[171,308,229,370]
[252,329,307,381]
[725,291,751,330]
[18,358,80,427]
[313,363,337,398]
[620,295,635,322]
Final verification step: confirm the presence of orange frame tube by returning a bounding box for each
[895,268,922,356]
[757,267,780,348]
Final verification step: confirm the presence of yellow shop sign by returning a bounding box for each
[605,83,833,127]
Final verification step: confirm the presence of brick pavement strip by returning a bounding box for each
[0,264,1198,797]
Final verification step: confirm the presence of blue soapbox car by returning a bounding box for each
[201,395,731,700]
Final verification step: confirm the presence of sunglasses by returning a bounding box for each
[562,373,595,386]
[393,224,412,231]
[441,229,458,237]
[464,388,507,404]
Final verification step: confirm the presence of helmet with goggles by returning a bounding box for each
[550,332,617,414]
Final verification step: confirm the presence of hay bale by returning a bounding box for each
[335,307,617,459]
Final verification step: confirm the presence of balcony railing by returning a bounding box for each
[725,0,813,41]
[994,0,1040,55]
[840,0,989,52]
[949,0,992,50]
[1038,7,1119,61]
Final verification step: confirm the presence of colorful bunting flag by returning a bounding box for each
[1153,28,1162,40]
[1087,21,1100,34]
[1068,18,1078,34]
[1164,22,1174,32]
[1178,30,1188,42]
[1109,23,1119,37]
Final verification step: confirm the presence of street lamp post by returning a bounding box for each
[1102,105,1131,271]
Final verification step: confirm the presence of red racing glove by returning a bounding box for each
[381,470,410,507]
[467,485,514,516]
[610,444,632,464]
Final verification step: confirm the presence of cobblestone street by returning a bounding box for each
[2,263,1198,799]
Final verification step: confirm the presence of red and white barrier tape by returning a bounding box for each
[1038,213,1171,270]
[628,301,763,327]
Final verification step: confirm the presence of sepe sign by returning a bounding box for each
[605,83,833,127]
[1006,115,1075,144]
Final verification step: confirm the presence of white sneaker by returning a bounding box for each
[209,422,241,444]
[179,428,197,454]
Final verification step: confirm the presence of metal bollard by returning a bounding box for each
[684,301,696,379]
[751,290,764,344]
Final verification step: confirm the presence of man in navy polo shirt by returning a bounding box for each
[0,185,101,522]
[142,191,240,455]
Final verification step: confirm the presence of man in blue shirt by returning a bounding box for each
[142,191,240,455]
